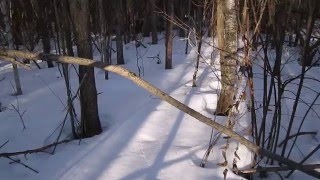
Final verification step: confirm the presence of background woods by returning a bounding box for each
[0,0,320,179]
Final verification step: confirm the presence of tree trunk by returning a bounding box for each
[115,0,124,65]
[150,0,158,44]
[142,0,151,37]
[178,0,186,37]
[165,0,173,69]
[185,0,192,54]
[98,0,109,79]
[1,0,22,95]
[215,0,238,116]
[38,0,54,68]
[192,6,205,87]
[69,0,102,138]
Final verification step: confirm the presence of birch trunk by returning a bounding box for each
[216,0,238,115]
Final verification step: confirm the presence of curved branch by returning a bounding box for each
[1,49,320,178]
[278,131,317,147]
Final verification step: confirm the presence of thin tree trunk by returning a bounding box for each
[192,5,205,87]
[38,0,54,68]
[178,0,186,37]
[165,0,173,69]
[150,0,158,44]
[142,0,151,37]
[98,0,109,79]
[115,0,124,65]
[59,0,77,138]
[185,0,191,54]
[1,0,22,95]
[281,0,317,159]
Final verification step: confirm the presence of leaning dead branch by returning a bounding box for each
[1,49,320,178]
[0,55,31,70]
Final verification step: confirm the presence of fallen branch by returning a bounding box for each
[0,55,31,70]
[240,164,320,174]
[1,49,320,178]
[0,139,72,157]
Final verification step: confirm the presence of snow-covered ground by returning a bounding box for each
[0,34,319,180]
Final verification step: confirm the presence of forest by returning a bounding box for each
[0,0,320,179]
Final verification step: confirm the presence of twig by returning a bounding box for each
[286,144,320,178]
[0,140,9,149]
[278,131,317,147]
[9,93,27,130]
[0,139,72,157]
[6,156,39,173]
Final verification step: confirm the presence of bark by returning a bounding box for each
[69,0,102,138]
[215,0,238,116]
[165,0,173,69]
[1,49,320,179]
[150,0,158,44]
[115,0,124,65]
[192,6,205,87]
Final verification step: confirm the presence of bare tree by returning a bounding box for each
[69,0,102,138]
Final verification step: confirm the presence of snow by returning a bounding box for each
[0,34,319,179]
